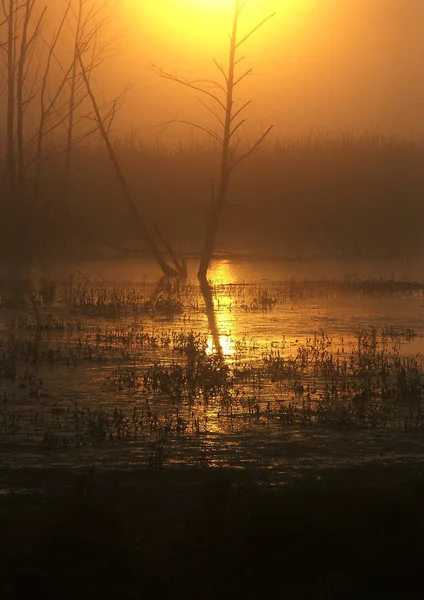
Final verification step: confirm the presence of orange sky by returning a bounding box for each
[6,0,424,144]
[104,0,424,143]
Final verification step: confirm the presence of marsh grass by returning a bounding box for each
[0,273,423,460]
[2,133,424,260]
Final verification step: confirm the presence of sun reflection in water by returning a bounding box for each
[206,334,234,357]
[204,260,238,359]
[209,259,237,286]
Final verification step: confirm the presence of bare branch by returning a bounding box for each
[196,97,225,128]
[235,13,276,49]
[229,118,246,139]
[78,50,179,277]
[152,65,227,112]
[24,5,47,52]
[191,77,226,94]
[154,119,223,145]
[228,136,242,164]
[104,84,131,133]
[229,125,273,171]
[154,222,184,274]
[213,58,227,85]
[231,99,251,122]
[233,68,252,87]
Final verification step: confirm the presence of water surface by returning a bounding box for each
[1,256,424,481]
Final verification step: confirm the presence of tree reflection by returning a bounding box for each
[151,273,188,303]
[199,277,223,357]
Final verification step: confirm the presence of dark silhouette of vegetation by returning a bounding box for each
[30,133,422,261]
[154,0,275,278]
[0,0,185,273]
[1,0,48,223]
[0,0,115,258]
[1,2,421,265]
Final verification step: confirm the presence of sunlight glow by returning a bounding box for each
[185,0,235,9]
[125,0,284,54]
[206,334,234,357]
[205,261,237,358]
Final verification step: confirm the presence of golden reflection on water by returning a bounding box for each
[209,259,237,286]
[206,334,234,357]
[204,261,238,358]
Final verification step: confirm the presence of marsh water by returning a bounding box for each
[1,256,424,483]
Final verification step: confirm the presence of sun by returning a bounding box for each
[185,0,235,8]
[129,0,235,47]
[124,0,279,55]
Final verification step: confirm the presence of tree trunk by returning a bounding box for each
[156,0,273,279]
[64,0,83,215]
[198,202,225,279]
[199,276,222,356]
[16,0,32,204]
[197,1,238,279]
[78,53,178,277]
[6,0,16,202]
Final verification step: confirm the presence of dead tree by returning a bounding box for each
[32,1,72,206]
[0,2,122,238]
[0,0,49,259]
[0,0,15,200]
[4,0,17,201]
[4,0,48,205]
[0,0,185,272]
[63,0,117,213]
[78,51,181,277]
[31,0,115,209]
[0,0,73,208]
[154,0,275,279]
[64,0,84,206]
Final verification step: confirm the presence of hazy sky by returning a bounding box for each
[3,0,423,144]
[105,0,424,142]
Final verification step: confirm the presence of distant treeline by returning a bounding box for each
[2,133,424,260]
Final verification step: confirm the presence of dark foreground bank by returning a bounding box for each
[1,463,424,600]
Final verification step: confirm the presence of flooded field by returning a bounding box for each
[1,256,424,480]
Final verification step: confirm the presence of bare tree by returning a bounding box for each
[63,0,118,212]
[0,0,51,206]
[0,0,127,254]
[154,0,275,278]
[32,0,72,205]
[77,50,182,277]
[64,0,83,204]
[0,1,70,207]
[1,0,19,201]
[0,0,187,272]
[31,0,117,209]
[16,1,46,201]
